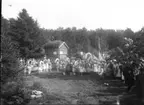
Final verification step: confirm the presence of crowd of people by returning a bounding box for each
[18,53,105,76]
[18,53,144,102]
[108,59,144,102]
[19,56,52,74]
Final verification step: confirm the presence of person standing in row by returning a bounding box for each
[136,68,144,103]
[123,66,135,92]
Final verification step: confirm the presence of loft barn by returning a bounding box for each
[43,40,69,60]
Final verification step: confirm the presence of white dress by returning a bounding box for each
[116,66,121,78]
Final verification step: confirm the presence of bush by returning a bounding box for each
[1,33,20,84]
[1,17,32,105]
[1,81,32,105]
[30,82,43,90]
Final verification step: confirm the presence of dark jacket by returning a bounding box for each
[123,67,134,85]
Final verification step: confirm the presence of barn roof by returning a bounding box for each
[43,40,69,49]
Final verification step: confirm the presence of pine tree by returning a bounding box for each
[1,17,20,84]
[8,9,46,58]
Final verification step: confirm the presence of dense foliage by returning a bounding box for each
[1,16,20,84]
[41,28,138,55]
[118,28,144,69]
[8,9,46,59]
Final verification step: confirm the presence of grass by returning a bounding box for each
[25,72,143,105]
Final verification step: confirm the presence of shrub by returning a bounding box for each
[1,32,20,84]
[30,82,43,90]
[1,81,32,105]
[1,16,32,105]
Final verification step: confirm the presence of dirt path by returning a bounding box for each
[25,72,140,105]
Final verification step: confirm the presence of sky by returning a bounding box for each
[2,0,144,32]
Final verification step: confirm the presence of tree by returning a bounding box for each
[8,9,46,58]
[109,27,144,70]
[1,16,9,34]
[1,16,20,84]
[106,30,124,50]
[123,28,135,39]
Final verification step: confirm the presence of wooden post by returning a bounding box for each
[98,37,102,60]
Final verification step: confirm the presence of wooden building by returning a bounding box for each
[43,40,69,60]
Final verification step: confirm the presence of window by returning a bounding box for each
[60,51,64,54]
[53,51,57,55]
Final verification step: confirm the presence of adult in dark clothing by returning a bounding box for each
[123,66,135,92]
[119,64,125,82]
[127,70,135,92]
[65,63,73,75]
[136,68,144,102]
[108,61,115,78]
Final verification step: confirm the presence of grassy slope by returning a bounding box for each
[25,72,143,105]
